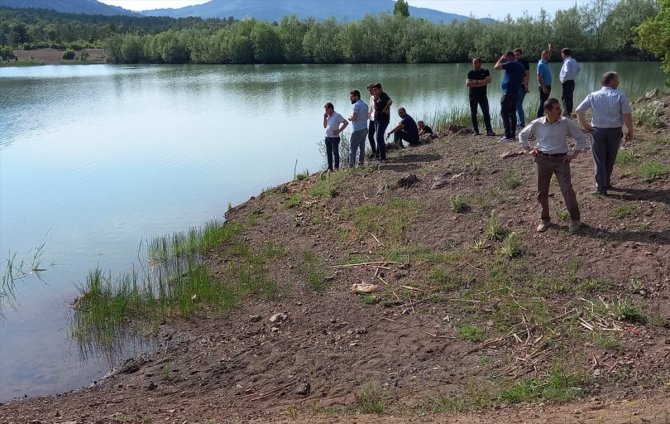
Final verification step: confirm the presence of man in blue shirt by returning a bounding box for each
[348,89,369,168]
[495,51,526,142]
[536,44,552,119]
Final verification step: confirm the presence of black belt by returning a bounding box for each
[539,151,567,157]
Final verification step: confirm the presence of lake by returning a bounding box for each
[0,61,665,401]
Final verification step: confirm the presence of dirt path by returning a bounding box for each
[1,93,669,424]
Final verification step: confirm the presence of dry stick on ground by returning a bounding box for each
[369,233,383,246]
[332,261,397,268]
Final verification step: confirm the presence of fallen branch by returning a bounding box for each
[332,261,396,268]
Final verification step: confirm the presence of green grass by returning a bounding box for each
[637,162,670,181]
[343,198,422,244]
[556,209,570,222]
[357,381,385,414]
[308,171,345,198]
[294,169,310,181]
[633,103,665,128]
[429,105,472,130]
[615,149,639,165]
[449,194,470,213]
[286,194,301,209]
[611,204,636,219]
[72,222,281,351]
[301,250,327,291]
[485,210,509,241]
[503,172,522,190]
[500,368,583,403]
[456,323,486,342]
[499,232,522,259]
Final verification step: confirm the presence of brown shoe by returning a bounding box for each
[536,221,549,232]
[569,220,581,234]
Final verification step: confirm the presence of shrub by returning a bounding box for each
[62,50,76,60]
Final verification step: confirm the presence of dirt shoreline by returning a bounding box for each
[1,92,669,423]
[8,48,106,65]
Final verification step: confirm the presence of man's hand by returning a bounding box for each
[564,150,580,163]
[625,131,633,142]
[526,148,539,157]
[542,86,548,95]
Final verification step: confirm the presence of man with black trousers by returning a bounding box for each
[372,83,392,161]
[495,51,526,142]
[466,57,495,136]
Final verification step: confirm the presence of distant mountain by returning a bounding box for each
[0,0,137,16]
[143,0,471,24]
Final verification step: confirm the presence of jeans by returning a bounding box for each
[535,153,580,222]
[516,86,527,126]
[349,128,368,167]
[469,95,493,134]
[393,131,420,148]
[375,120,389,160]
[537,85,551,119]
[561,80,575,116]
[324,137,340,170]
[591,127,623,190]
[367,120,377,154]
[500,92,518,138]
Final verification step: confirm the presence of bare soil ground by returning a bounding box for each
[1,93,669,424]
[12,48,106,65]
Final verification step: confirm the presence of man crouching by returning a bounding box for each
[518,98,586,234]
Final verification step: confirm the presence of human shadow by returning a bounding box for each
[391,153,442,164]
[574,223,670,246]
[608,187,670,206]
[377,163,421,173]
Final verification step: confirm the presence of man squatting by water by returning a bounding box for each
[519,98,586,234]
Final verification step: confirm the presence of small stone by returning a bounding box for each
[249,315,262,322]
[147,382,158,391]
[269,313,287,323]
[295,382,311,396]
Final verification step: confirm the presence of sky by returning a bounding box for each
[98,0,582,19]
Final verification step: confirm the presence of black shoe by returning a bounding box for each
[592,189,607,196]
[486,131,496,136]
[473,129,480,135]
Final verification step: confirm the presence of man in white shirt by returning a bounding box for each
[559,48,580,117]
[519,98,587,234]
[576,71,633,195]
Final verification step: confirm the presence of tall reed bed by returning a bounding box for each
[71,219,271,354]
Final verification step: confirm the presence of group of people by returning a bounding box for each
[466,44,582,141]
[323,46,634,235]
[470,44,633,234]
[323,83,433,170]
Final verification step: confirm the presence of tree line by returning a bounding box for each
[0,0,664,66]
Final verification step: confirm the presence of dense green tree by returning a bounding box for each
[603,0,658,53]
[393,0,410,18]
[637,0,670,75]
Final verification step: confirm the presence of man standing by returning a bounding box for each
[495,51,526,142]
[519,98,587,234]
[536,44,552,119]
[466,57,495,136]
[322,102,348,171]
[372,83,392,161]
[348,89,369,168]
[514,48,530,127]
[366,84,377,157]
[386,107,420,148]
[576,71,634,195]
[559,48,580,117]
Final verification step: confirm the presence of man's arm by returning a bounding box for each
[494,54,506,70]
[523,68,529,92]
[382,98,393,114]
[623,112,634,142]
[335,119,349,135]
[518,122,537,154]
[575,97,592,132]
[386,121,404,138]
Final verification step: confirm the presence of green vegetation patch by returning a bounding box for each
[500,369,583,403]
[343,198,422,244]
[637,162,670,181]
